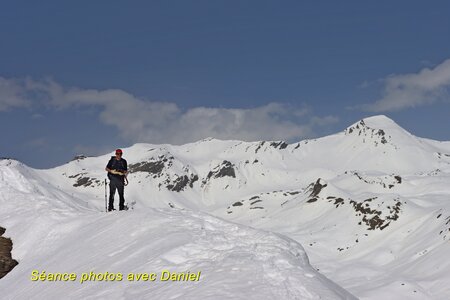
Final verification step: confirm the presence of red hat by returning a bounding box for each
[115,149,123,154]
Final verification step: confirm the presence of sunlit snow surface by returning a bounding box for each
[2,116,450,299]
[0,160,354,299]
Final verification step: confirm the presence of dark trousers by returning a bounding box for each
[109,176,125,210]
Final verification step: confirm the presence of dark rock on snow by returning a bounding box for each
[0,227,18,279]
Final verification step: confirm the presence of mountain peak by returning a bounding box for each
[345,115,407,134]
[343,115,414,148]
[360,115,399,129]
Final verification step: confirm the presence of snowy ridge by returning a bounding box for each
[2,115,450,299]
[0,159,356,299]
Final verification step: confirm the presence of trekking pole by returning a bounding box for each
[104,179,107,212]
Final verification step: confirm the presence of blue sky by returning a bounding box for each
[1,1,450,168]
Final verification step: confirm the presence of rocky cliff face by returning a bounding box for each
[0,227,18,279]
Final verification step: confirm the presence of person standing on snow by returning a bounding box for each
[105,149,128,211]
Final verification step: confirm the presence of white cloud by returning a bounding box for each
[0,77,338,144]
[362,59,450,112]
[157,104,313,144]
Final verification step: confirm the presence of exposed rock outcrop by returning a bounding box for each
[0,227,18,279]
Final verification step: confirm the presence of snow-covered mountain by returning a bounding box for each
[1,115,449,299]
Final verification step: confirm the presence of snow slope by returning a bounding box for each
[2,115,450,299]
[0,159,356,299]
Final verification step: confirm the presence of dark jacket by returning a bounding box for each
[106,156,128,181]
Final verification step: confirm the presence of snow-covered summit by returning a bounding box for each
[351,114,400,129]
[343,115,422,148]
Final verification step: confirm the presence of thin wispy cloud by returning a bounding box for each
[360,58,450,112]
[0,77,338,144]
[25,137,48,148]
[0,77,32,111]
[73,144,117,157]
